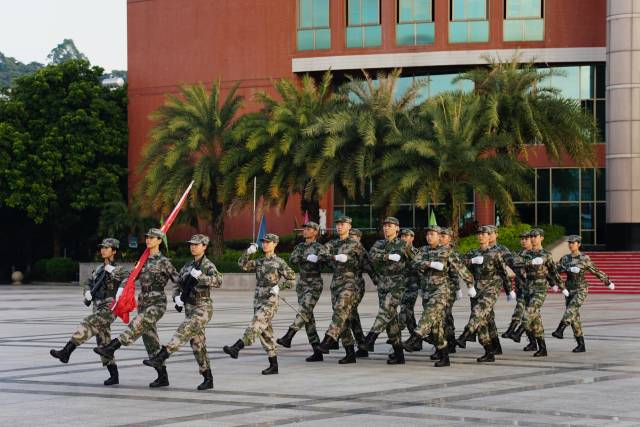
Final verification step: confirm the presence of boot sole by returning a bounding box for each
[276,340,292,348]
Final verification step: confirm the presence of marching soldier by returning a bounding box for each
[362,217,412,365]
[223,234,296,375]
[348,228,374,358]
[277,222,328,362]
[552,235,614,352]
[510,228,566,357]
[439,227,464,354]
[316,216,369,364]
[503,231,532,340]
[398,229,419,340]
[456,226,515,362]
[403,225,473,367]
[94,228,178,388]
[50,238,129,386]
[142,234,222,390]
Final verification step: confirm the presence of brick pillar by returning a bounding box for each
[474,194,495,226]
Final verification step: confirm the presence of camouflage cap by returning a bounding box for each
[477,225,492,234]
[261,233,279,243]
[349,228,362,238]
[566,235,582,243]
[335,216,352,224]
[484,225,497,233]
[187,234,210,245]
[425,225,441,233]
[383,216,400,226]
[303,221,320,231]
[519,231,532,239]
[400,228,415,236]
[98,238,120,249]
[439,227,453,236]
[145,228,165,239]
[529,228,545,237]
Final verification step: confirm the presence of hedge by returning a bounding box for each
[32,257,79,282]
[457,223,566,254]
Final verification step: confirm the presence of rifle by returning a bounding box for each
[83,267,109,307]
[176,256,205,311]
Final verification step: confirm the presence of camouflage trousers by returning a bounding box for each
[468,297,498,341]
[370,284,403,346]
[414,290,448,350]
[398,282,419,333]
[443,289,457,344]
[166,302,213,373]
[510,287,527,324]
[325,284,357,347]
[289,279,323,345]
[349,281,366,345]
[242,297,279,357]
[523,288,548,338]
[561,289,588,338]
[71,301,116,366]
[465,288,499,346]
[119,298,167,364]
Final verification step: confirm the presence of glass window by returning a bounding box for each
[596,202,606,240]
[581,230,594,245]
[581,168,594,201]
[397,1,435,46]
[347,0,382,47]
[503,0,543,41]
[515,203,535,224]
[450,0,489,43]
[552,203,579,234]
[536,168,550,201]
[297,0,331,50]
[506,0,541,18]
[581,202,594,230]
[552,169,579,202]
[452,0,486,20]
[596,168,605,201]
[537,203,550,224]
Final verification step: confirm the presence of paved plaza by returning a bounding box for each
[1,285,639,426]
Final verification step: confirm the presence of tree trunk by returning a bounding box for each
[210,202,225,258]
[300,184,321,223]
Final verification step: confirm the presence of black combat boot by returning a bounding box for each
[492,337,503,355]
[533,337,547,357]
[477,344,495,362]
[317,334,337,354]
[361,331,379,352]
[434,348,450,367]
[197,369,214,390]
[50,341,77,364]
[510,325,526,343]
[552,321,568,339]
[468,332,477,342]
[143,346,170,368]
[276,328,297,348]
[429,349,442,361]
[501,320,519,338]
[455,327,473,349]
[222,339,245,359]
[402,333,424,352]
[261,356,278,375]
[149,366,169,388]
[572,336,586,353]
[94,338,121,359]
[447,341,457,354]
[387,344,405,365]
[355,347,369,358]
[104,364,119,386]
[305,345,324,362]
[423,333,434,344]
[523,331,538,351]
[339,345,356,364]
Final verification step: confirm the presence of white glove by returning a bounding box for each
[115,287,124,301]
[84,290,92,301]
[471,256,484,265]
[468,287,477,298]
[569,266,580,274]
[531,257,544,266]
[508,290,516,301]
[552,285,559,293]
[190,269,202,279]
[388,254,401,262]
[608,283,615,290]
[104,264,115,274]
[270,285,280,296]
[306,254,318,263]
[562,288,570,297]
[334,254,348,263]
[246,243,258,255]
[430,261,444,271]
[174,295,184,307]
[456,289,464,300]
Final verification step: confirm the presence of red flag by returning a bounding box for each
[111,181,194,323]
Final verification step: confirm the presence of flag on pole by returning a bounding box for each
[428,209,438,226]
[256,214,267,246]
[111,181,194,323]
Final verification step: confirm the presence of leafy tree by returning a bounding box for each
[0,52,43,87]
[0,59,128,256]
[137,80,243,257]
[47,39,88,64]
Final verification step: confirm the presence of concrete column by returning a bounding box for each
[606,0,640,250]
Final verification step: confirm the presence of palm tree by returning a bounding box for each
[220,72,336,222]
[136,80,243,257]
[456,55,598,166]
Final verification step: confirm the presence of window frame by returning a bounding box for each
[297,0,331,51]
[346,0,382,48]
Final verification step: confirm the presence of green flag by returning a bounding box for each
[159,216,169,252]
[428,210,438,226]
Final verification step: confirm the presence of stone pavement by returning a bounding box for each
[1,285,639,426]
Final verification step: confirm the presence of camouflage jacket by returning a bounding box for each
[465,245,511,294]
[323,237,369,290]
[513,249,529,290]
[289,241,327,280]
[369,237,413,278]
[139,252,179,302]
[238,253,296,304]
[413,245,473,295]
[517,248,563,291]
[83,262,129,305]
[557,252,611,290]
[405,246,420,287]
[441,244,463,292]
[175,256,223,304]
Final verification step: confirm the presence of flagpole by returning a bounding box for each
[252,176,257,242]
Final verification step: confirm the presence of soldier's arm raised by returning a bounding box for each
[238,253,258,272]
[279,259,296,290]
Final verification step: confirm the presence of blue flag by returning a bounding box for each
[256,214,267,245]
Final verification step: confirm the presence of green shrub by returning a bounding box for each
[31,257,79,282]
[457,223,566,254]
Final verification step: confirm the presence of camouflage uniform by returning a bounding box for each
[165,256,222,373]
[557,252,610,337]
[350,250,374,346]
[398,246,420,334]
[368,237,412,346]
[71,261,129,366]
[442,243,462,346]
[288,240,328,345]
[238,252,296,357]
[118,252,178,364]
[510,248,529,325]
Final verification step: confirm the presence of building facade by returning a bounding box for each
[127,0,638,249]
